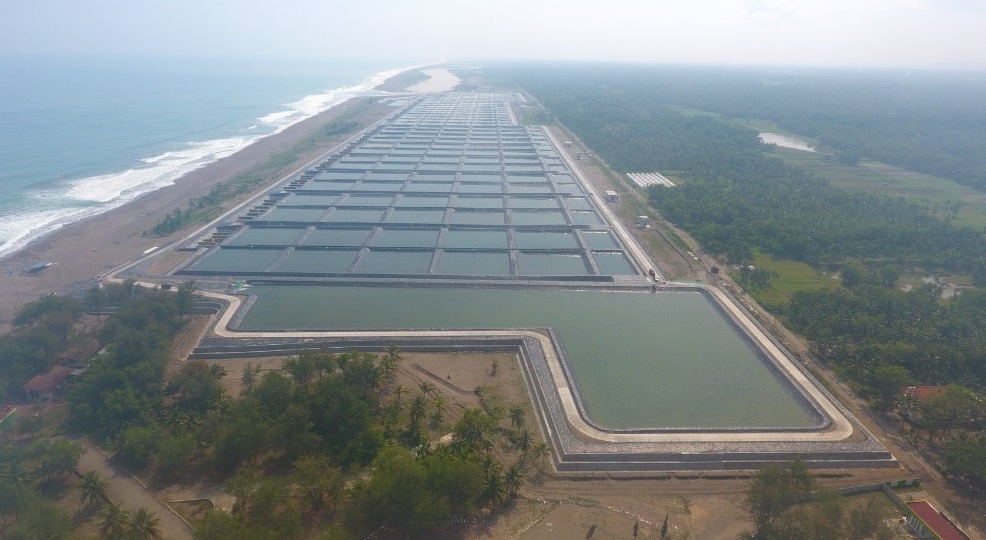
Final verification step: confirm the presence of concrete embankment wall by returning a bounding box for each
[189,333,896,472]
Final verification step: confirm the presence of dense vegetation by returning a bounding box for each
[492,63,986,191]
[788,285,986,388]
[0,439,85,539]
[0,285,189,539]
[324,119,358,138]
[0,295,85,402]
[741,461,894,539]
[490,64,986,279]
[68,282,195,441]
[179,349,538,539]
[12,285,533,538]
[4,286,541,538]
[493,63,986,489]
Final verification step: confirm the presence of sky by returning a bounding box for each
[2,0,985,70]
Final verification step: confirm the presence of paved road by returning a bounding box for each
[75,438,193,540]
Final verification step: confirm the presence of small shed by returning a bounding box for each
[604,190,619,203]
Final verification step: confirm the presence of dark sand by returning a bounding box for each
[0,95,399,327]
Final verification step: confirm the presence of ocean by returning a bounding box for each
[0,55,417,259]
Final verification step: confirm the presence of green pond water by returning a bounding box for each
[517,253,588,275]
[373,229,441,248]
[239,287,816,429]
[511,211,567,226]
[191,249,281,272]
[324,209,386,223]
[300,229,371,247]
[593,252,636,275]
[582,231,620,250]
[225,228,304,246]
[355,250,433,274]
[454,197,504,209]
[570,211,604,226]
[437,252,511,275]
[443,230,509,249]
[451,211,506,225]
[510,198,560,210]
[275,249,357,273]
[514,232,580,250]
[555,184,584,195]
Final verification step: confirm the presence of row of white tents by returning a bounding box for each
[627,172,675,188]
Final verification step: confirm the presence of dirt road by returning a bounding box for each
[75,439,193,540]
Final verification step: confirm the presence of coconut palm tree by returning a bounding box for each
[381,344,403,378]
[241,362,260,391]
[409,395,428,427]
[36,439,83,480]
[509,405,526,430]
[98,503,131,539]
[79,471,108,510]
[504,464,523,498]
[418,381,435,396]
[531,442,550,473]
[483,464,506,508]
[129,508,162,539]
[392,384,405,407]
[430,396,446,426]
[514,428,532,454]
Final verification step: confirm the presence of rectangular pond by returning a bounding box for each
[225,227,304,247]
[238,286,818,429]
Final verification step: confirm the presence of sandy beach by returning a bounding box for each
[0,71,436,326]
[0,66,464,327]
[406,68,461,92]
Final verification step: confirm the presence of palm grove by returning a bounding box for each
[1,282,545,539]
[491,64,986,490]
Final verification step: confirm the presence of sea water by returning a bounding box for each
[0,55,421,259]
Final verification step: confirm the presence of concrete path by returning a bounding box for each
[75,438,193,540]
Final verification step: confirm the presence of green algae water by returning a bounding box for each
[239,286,816,429]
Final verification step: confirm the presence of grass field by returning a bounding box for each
[775,149,986,229]
[736,251,840,312]
[672,107,986,229]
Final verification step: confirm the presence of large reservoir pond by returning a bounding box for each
[239,287,816,429]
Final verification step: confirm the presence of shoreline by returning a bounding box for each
[0,64,450,326]
[0,95,395,326]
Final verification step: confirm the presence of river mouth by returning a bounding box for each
[759,132,818,152]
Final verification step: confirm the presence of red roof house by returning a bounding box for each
[906,501,971,540]
[904,386,947,401]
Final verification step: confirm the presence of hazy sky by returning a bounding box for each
[2,0,985,70]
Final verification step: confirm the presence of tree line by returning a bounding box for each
[489,64,986,279]
[491,63,986,491]
[14,285,538,538]
[2,284,548,538]
[489,63,986,192]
